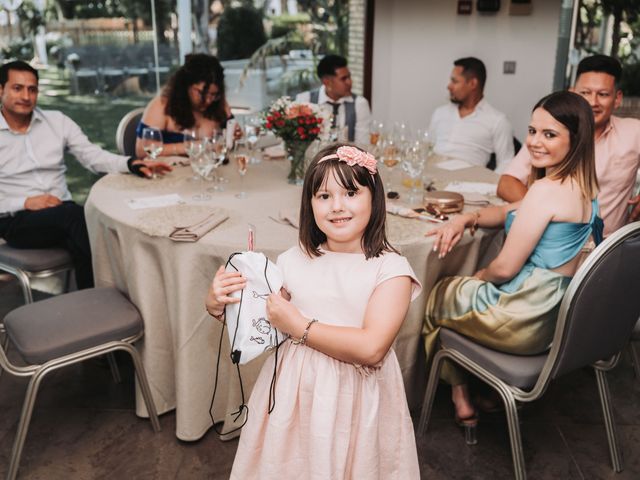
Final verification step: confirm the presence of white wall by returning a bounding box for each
[371,0,563,142]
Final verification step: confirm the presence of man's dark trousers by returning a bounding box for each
[0,201,94,289]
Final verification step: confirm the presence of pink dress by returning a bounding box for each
[230,246,422,480]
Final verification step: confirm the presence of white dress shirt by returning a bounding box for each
[296,85,372,146]
[428,99,514,172]
[0,108,129,214]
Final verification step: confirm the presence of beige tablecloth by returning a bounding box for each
[85,158,502,441]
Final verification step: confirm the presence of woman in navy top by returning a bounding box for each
[135,54,233,158]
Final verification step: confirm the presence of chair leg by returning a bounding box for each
[494,383,527,480]
[594,368,624,472]
[0,333,8,379]
[418,350,446,436]
[7,369,47,480]
[629,342,640,380]
[14,269,33,304]
[122,343,161,433]
[106,353,122,384]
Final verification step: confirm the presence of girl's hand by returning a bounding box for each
[205,265,246,321]
[425,216,467,259]
[266,293,304,337]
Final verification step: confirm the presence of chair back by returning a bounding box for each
[548,222,640,380]
[115,107,144,157]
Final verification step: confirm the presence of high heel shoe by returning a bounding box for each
[455,410,478,445]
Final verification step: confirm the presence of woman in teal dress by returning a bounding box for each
[423,91,604,437]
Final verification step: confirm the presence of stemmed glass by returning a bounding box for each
[184,129,205,181]
[416,129,435,160]
[141,127,163,179]
[234,143,249,199]
[402,147,426,205]
[369,120,384,155]
[381,137,402,196]
[245,116,261,164]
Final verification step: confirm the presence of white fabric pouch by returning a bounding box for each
[224,251,286,365]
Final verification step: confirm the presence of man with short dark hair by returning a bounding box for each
[0,60,170,288]
[497,54,640,236]
[429,57,515,171]
[296,54,371,145]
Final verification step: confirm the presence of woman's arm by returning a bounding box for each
[477,181,556,284]
[426,202,518,258]
[266,276,413,366]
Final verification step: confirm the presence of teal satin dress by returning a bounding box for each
[423,199,604,385]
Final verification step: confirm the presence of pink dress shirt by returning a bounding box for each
[504,116,640,236]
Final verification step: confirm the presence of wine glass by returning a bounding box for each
[369,120,384,148]
[402,147,426,205]
[245,116,261,164]
[381,137,402,196]
[416,129,435,160]
[234,142,249,199]
[141,127,163,179]
[184,129,205,181]
[204,133,225,191]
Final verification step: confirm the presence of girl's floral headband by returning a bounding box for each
[318,146,378,175]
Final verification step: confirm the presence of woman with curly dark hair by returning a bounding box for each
[135,54,233,158]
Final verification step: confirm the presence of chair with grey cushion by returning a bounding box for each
[0,287,161,480]
[0,241,73,305]
[418,222,640,480]
[115,107,144,157]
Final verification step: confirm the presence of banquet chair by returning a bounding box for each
[115,107,144,157]
[0,242,74,369]
[0,241,72,305]
[0,287,161,480]
[418,221,640,480]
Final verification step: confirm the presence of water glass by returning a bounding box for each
[402,148,426,205]
[141,127,163,178]
[234,143,249,199]
[381,137,402,195]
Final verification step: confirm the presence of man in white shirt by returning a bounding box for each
[296,54,371,146]
[429,57,515,172]
[0,61,169,289]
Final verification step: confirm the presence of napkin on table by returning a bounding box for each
[169,211,229,242]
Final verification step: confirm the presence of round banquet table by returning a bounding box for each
[85,157,503,441]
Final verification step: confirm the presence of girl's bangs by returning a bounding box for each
[310,159,369,195]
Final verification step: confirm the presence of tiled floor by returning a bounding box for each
[1,274,639,479]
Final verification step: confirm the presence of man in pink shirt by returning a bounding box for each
[497,55,640,236]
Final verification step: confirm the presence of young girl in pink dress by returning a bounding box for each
[206,144,422,479]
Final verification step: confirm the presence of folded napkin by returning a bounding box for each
[169,211,229,242]
[279,208,300,228]
[263,144,286,159]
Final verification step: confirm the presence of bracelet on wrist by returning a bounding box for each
[291,319,318,346]
[469,211,480,236]
[207,307,225,321]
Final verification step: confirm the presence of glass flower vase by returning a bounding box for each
[284,139,312,185]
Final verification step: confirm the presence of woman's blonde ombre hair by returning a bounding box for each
[528,91,599,200]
